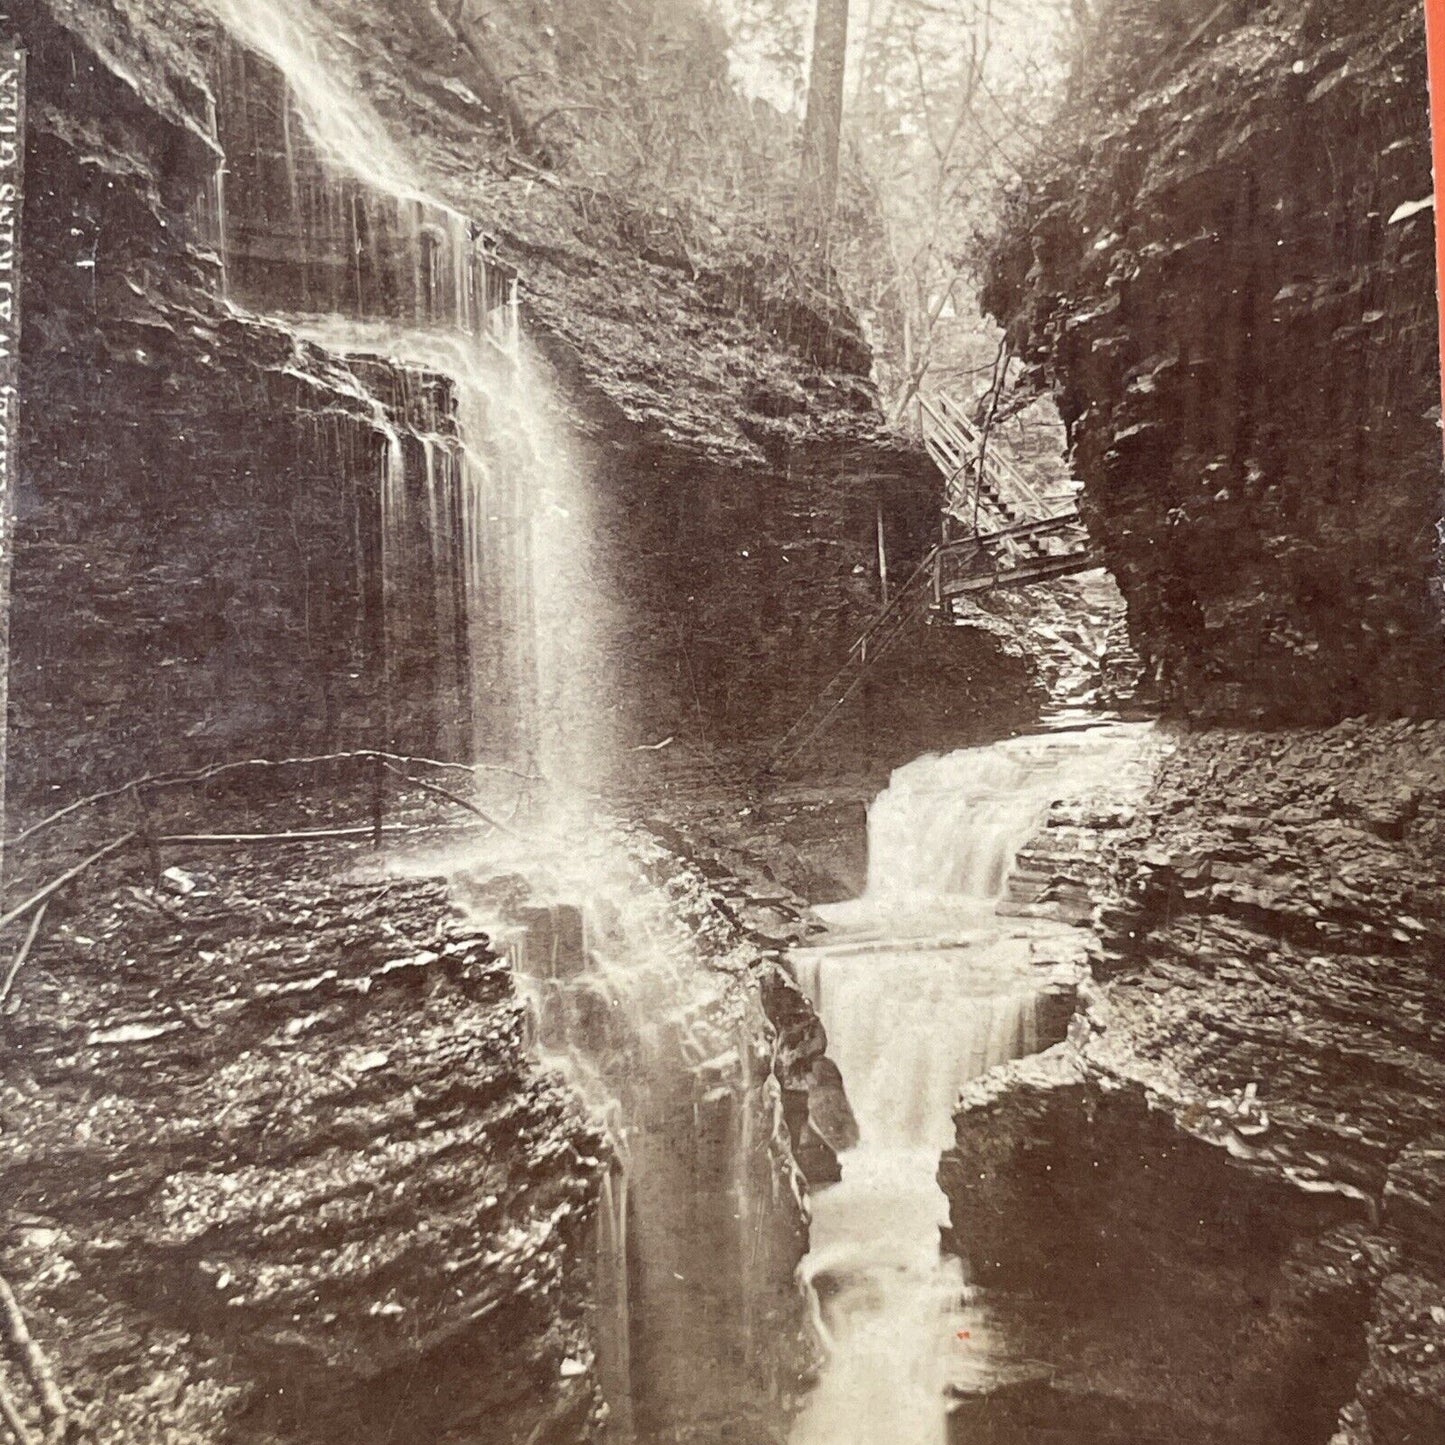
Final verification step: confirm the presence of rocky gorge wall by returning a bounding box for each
[0,803,833,1445]
[943,722,1445,1445]
[983,0,1445,724]
[943,7,1445,1439]
[2,0,1006,1440]
[15,3,395,795]
[0,848,612,1445]
[9,0,1036,812]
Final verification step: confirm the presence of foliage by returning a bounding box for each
[718,0,1080,422]
[446,0,1084,424]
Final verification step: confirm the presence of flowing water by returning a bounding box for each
[191,6,1153,1438]
[789,725,1150,1444]
[195,0,612,783]
[435,815,804,1441]
[192,7,798,1438]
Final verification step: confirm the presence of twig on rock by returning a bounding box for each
[0,833,139,938]
[380,764,516,836]
[155,825,410,846]
[0,1376,39,1445]
[0,1276,67,1445]
[0,902,49,1016]
[11,750,544,850]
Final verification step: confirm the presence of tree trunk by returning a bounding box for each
[799,0,849,220]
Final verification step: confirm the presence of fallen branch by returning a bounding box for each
[380,764,519,837]
[0,1276,66,1445]
[0,902,48,1016]
[155,825,411,847]
[12,750,544,850]
[0,1378,38,1445]
[0,833,138,939]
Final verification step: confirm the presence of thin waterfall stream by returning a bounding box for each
[789,725,1151,1444]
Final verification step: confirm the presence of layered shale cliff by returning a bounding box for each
[0,820,825,1445]
[947,4,1445,1442]
[3,0,983,1439]
[0,849,612,1445]
[946,723,1445,1444]
[983,0,1444,725]
[12,0,1036,807]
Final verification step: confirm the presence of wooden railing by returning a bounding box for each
[931,511,1097,599]
[920,391,1055,525]
[0,749,542,1014]
[761,555,938,774]
[761,509,1100,773]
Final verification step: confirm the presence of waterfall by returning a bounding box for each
[439,822,802,1440]
[789,724,1150,1444]
[191,5,798,1436]
[596,1163,635,1439]
[197,0,514,338]
[290,317,605,778]
[863,728,1151,905]
[191,0,612,782]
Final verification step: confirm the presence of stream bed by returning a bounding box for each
[786,722,1149,1443]
[423,721,1150,1442]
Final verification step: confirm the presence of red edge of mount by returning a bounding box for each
[1426,1,1445,428]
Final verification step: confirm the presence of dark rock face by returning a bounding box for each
[963,4,1445,1434]
[13,1,501,797]
[983,0,1445,724]
[943,721,1445,1444]
[0,851,607,1445]
[11,0,1038,807]
[588,427,1042,775]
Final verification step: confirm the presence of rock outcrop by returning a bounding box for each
[983,0,1444,724]
[956,5,1445,1436]
[0,802,827,1445]
[454,821,817,1443]
[12,0,1038,809]
[0,844,609,1445]
[943,721,1445,1444]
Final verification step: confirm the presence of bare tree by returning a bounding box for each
[817,0,1077,419]
[800,0,850,218]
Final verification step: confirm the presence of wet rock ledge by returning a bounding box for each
[0,844,608,1445]
[942,720,1445,1445]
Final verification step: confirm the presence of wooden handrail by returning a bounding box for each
[920,390,1053,521]
[937,509,1081,549]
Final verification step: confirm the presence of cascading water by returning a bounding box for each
[192,0,613,784]
[789,725,1150,1444]
[432,820,807,1442]
[197,13,803,1432]
[183,7,1148,1439]
[199,0,514,336]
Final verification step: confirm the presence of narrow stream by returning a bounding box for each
[789,725,1149,1443]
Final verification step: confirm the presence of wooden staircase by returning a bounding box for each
[930,511,1097,600]
[759,390,1101,772]
[761,556,937,774]
[919,388,1094,590]
[920,392,1053,527]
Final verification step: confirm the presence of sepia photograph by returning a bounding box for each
[0,0,1441,1442]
